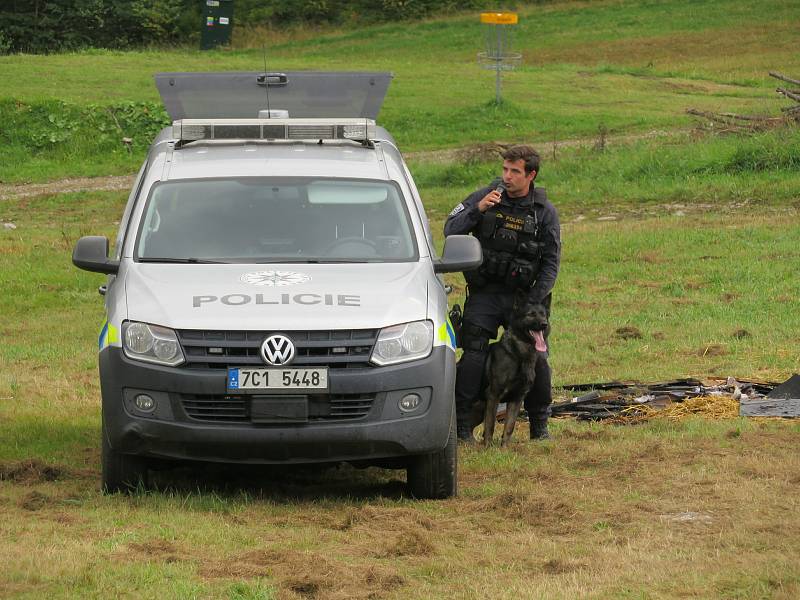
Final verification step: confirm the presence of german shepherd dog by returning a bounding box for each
[481,296,550,446]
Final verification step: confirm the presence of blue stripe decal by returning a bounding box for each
[446,320,456,348]
[98,321,109,350]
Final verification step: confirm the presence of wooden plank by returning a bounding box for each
[739,398,800,417]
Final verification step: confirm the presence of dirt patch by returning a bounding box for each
[697,344,727,357]
[540,558,587,575]
[127,539,186,563]
[200,557,270,580]
[374,526,435,557]
[464,491,578,534]
[455,141,510,164]
[286,576,322,599]
[615,326,643,340]
[18,490,54,511]
[49,511,85,526]
[201,548,405,599]
[634,441,667,461]
[335,505,436,532]
[0,459,68,484]
[639,251,666,264]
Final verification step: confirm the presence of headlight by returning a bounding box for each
[370,320,433,366]
[122,321,185,367]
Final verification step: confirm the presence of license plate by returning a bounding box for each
[227,367,328,392]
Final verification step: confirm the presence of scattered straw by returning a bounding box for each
[615,395,739,423]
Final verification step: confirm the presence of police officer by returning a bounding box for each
[444,145,561,442]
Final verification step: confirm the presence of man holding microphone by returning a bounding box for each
[443,145,561,443]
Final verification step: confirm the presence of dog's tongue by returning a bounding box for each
[531,330,547,352]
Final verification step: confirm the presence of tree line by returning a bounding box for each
[0,0,529,54]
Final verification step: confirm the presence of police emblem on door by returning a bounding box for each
[261,335,295,366]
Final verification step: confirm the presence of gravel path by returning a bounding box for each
[0,129,681,202]
[0,175,135,202]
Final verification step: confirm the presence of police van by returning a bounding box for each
[72,72,481,498]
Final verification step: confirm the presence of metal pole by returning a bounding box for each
[495,25,502,104]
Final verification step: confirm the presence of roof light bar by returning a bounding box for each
[172,118,376,144]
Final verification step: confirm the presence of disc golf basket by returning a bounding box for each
[478,12,522,104]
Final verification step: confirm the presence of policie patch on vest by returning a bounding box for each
[448,203,466,217]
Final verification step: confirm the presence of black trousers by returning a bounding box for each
[455,290,553,422]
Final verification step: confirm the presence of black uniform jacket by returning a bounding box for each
[444,181,561,305]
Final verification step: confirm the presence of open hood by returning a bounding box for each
[155,71,392,120]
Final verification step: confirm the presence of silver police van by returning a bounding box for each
[72,72,481,498]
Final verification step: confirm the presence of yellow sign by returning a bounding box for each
[480,12,518,25]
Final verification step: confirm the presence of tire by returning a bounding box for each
[407,402,458,499]
[101,422,149,494]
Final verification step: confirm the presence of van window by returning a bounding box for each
[135,178,418,263]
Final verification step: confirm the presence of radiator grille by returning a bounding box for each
[177,329,377,369]
[180,393,375,423]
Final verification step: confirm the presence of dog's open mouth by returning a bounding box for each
[529,329,548,352]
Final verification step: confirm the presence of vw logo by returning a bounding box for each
[241,270,310,287]
[261,334,295,366]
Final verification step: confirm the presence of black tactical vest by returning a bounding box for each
[465,186,547,289]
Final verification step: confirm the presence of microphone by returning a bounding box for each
[495,182,507,195]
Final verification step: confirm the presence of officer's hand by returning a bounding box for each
[478,190,502,212]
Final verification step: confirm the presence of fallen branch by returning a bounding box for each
[776,87,800,103]
[769,71,800,86]
[686,108,739,124]
[106,107,124,133]
[686,108,785,125]
[717,111,784,122]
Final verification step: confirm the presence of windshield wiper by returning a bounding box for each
[253,258,376,264]
[138,257,230,264]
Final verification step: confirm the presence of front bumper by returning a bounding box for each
[99,346,455,464]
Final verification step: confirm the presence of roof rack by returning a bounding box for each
[172,118,377,147]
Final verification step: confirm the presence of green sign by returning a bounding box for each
[201,0,234,50]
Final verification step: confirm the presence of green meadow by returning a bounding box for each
[1,1,799,597]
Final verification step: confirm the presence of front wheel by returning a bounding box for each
[101,421,149,494]
[407,403,458,499]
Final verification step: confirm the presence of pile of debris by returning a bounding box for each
[687,71,800,131]
[771,71,800,117]
[549,375,800,422]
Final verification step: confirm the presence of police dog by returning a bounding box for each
[482,296,549,446]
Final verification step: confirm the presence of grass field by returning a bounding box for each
[1,0,799,597]
[2,0,799,183]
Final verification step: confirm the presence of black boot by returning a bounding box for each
[530,419,551,440]
[456,416,476,444]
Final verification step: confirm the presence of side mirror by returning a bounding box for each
[433,235,483,274]
[72,236,119,275]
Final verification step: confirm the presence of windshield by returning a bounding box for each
[135,178,418,263]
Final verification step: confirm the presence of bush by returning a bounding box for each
[0,0,200,54]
